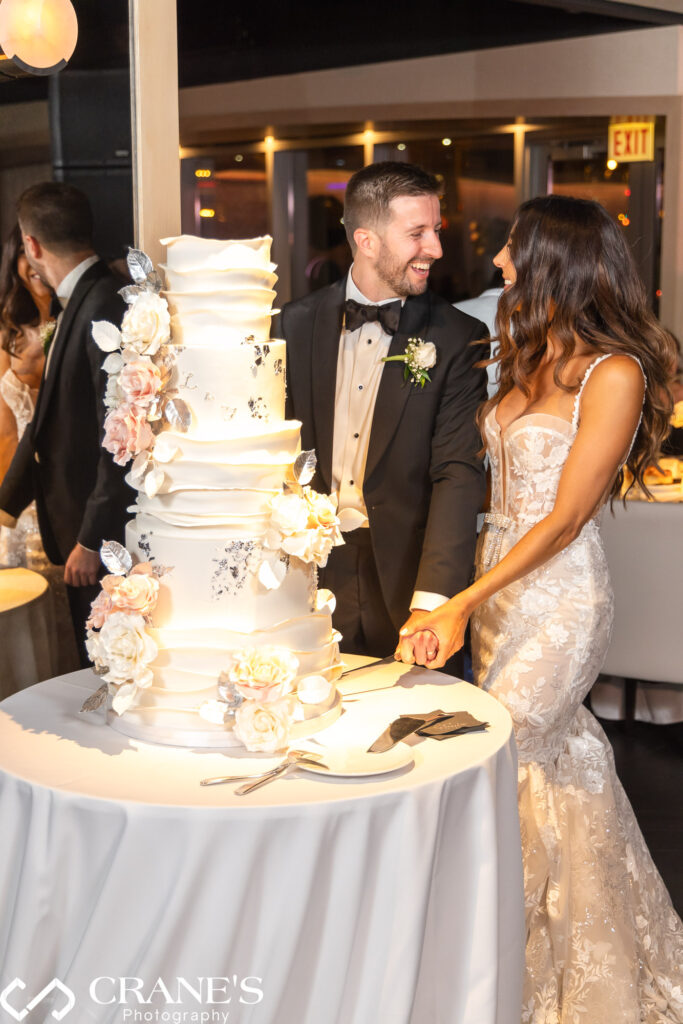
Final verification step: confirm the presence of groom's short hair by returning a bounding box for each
[343,161,440,250]
[17,182,94,255]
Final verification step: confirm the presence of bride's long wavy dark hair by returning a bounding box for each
[0,224,41,355]
[479,194,677,499]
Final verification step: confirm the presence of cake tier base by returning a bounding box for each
[106,692,342,749]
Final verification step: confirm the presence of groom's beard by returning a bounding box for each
[376,241,432,297]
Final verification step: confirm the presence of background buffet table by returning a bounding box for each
[0,658,523,1024]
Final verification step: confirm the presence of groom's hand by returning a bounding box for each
[395,610,439,665]
[64,543,100,587]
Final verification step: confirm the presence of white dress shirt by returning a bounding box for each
[44,255,100,378]
[332,269,447,613]
[454,287,502,398]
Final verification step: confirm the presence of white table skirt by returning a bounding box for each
[0,567,58,700]
[0,660,523,1024]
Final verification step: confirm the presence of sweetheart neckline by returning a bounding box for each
[489,409,575,438]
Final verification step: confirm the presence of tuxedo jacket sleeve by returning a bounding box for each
[413,309,489,599]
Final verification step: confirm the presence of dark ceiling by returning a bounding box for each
[2,0,682,103]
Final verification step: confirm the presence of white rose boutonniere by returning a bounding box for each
[382,337,437,388]
[39,319,56,356]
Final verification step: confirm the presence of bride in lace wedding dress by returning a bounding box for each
[0,224,52,568]
[399,196,683,1023]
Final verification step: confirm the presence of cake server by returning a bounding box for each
[366,710,446,753]
[200,750,324,787]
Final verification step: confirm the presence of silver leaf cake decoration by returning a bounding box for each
[294,449,317,485]
[118,284,143,304]
[127,247,154,284]
[101,540,133,576]
[165,397,192,432]
[80,683,109,713]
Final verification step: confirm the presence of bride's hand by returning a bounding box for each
[395,628,439,665]
[398,598,470,670]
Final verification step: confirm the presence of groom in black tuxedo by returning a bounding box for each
[0,183,134,663]
[280,162,488,669]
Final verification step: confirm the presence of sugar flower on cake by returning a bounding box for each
[93,247,183,494]
[101,564,160,617]
[117,357,163,408]
[297,674,333,705]
[261,487,344,588]
[83,543,168,717]
[229,646,299,703]
[102,402,154,466]
[120,291,171,355]
[85,611,158,701]
[232,696,295,753]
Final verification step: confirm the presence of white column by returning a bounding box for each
[660,97,683,348]
[129,0,181,266]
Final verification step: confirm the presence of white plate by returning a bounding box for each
[297,743,414,777]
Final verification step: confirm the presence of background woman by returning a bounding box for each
[400,195,682,1022]
[0,223,51,565]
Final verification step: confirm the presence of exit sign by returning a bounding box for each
[608,122,655,162]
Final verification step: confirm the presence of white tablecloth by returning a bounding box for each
[0,660,523,1024]
[0,567,58,700]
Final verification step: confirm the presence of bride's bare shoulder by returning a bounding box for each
[588,353,645,393]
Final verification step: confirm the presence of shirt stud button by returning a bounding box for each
[358,385,363,391]
[353,433,359,439]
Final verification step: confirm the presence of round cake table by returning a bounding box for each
[0,658,523,1024]
[0,567,58,700]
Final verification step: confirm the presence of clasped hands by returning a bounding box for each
[395,600,469,669]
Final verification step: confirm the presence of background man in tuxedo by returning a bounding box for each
[280,162,489,671]
[0,183,133,663]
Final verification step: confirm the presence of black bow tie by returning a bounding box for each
[344,297,402,336]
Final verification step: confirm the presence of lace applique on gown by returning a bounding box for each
[471,354,683,1023]
[0,368,40,568]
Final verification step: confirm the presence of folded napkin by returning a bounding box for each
[367,710,488,752]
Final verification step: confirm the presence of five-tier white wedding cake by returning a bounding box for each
[84,235,343,751]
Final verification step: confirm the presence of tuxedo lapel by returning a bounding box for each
[32,261,104,439]
[310,277,345,491]
[364,289,431,483]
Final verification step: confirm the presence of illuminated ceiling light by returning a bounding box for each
[194,168,212,178]
[235,154,244,163]
[199,208,215,219]
[264,135,275,151]
[606,158,618,170]
[441,137,452,147]
[397,143,406,152]
[0,0,78,76]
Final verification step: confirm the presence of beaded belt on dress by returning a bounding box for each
[481,511,512,569]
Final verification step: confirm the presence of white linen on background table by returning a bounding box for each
[0,661,523,1024]
[597,500,683,722]
[0,567,58,700]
